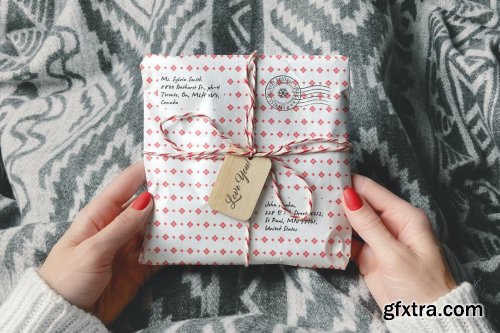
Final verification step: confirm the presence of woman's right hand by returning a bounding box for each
[343,174,456,308]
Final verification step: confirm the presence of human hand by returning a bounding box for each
[343,174,456,309]
[40,162,157,324]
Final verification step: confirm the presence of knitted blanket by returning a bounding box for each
[0,1,498,332]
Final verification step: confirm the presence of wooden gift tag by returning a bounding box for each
[209,150,272,221]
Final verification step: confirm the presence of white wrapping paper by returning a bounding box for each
[140,54,352,269]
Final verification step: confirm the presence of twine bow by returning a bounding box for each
[144,52,351,265]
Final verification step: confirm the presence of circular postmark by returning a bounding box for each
[265,75,301,111]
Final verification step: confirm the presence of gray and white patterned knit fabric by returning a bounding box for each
[0,0,499,332]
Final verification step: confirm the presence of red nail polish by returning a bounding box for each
[132,192,152,210]
[343,187,363,211]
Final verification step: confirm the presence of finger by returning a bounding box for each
[352,174,410,211]
[121,193,141,210]
[351,174,429,239]
[343,187,400,258]
[356,244,378,276]
[88,192,153,255]
[66,162,147,244]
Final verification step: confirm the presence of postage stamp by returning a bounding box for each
[265,75,301,111]
[265,75,332,111]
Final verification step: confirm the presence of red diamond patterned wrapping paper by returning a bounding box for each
[140,54,352,269]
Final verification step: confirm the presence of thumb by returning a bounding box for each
[342,187,399,258]
[91,191,153,255]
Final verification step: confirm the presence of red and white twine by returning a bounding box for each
[145,52,351,266]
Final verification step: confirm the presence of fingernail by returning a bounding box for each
[343,187,363,211]
[132,192,152,210]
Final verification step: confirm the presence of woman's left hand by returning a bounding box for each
[40,162,157,324]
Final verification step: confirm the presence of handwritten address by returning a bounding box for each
[160,76,221,105]
[263,200,321,232]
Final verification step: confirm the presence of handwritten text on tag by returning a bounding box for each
[209,154,272,221]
